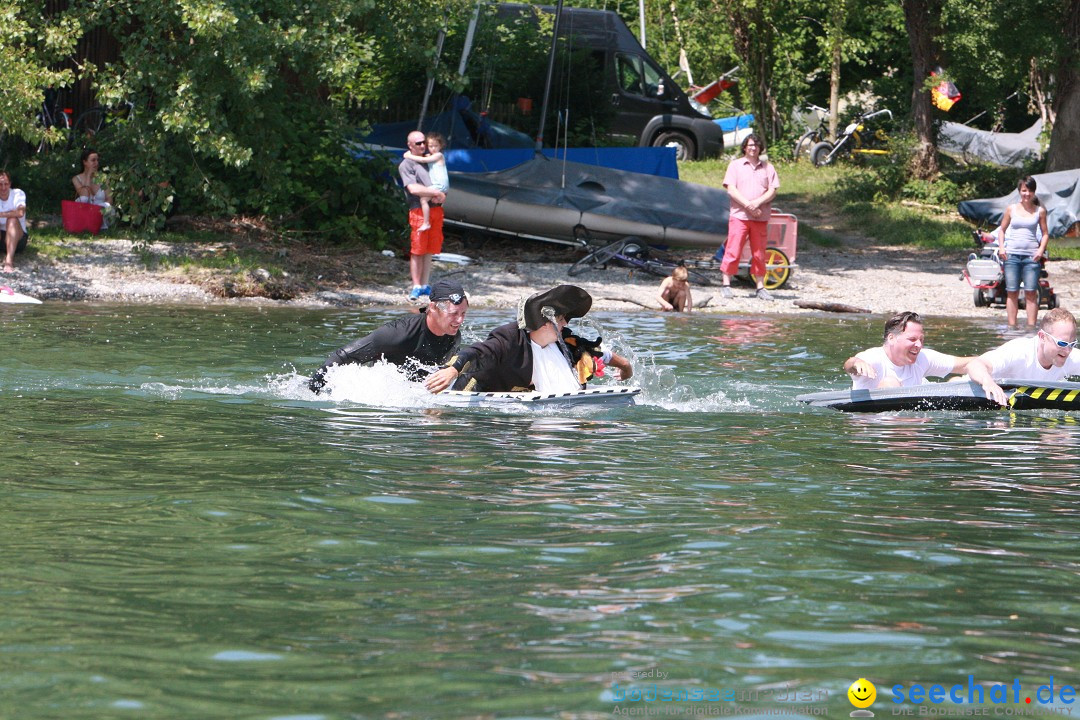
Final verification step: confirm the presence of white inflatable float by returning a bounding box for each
[430,386,640,409]
[0,285,42,304]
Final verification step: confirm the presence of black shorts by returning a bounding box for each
[0,230,28,254]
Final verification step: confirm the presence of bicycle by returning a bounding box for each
[35,88,72,153]
[567,230,713,286]
[810,108,892,166]
[792,103,829,162]
[68,100,135,149]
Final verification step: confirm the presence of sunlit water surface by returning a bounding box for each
[2,304,1078,719]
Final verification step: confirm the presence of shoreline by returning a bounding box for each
[4,218,1077,319]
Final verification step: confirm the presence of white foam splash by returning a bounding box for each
[303,361,432,407]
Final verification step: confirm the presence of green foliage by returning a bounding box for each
[0,1,79,153]
[4,0,1072,245]
[30,0,412,241]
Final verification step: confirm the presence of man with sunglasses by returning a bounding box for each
[399,131,446,301]
[844,310,972,389]
[308,279,468,394]
[966,308,1080,405]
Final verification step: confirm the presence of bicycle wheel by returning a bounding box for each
[762,247,790,289]
[685,267,713,287]
[810,141,834,167]
[568,239,625,276]
[793,130,818,162]
[70,107,106,149]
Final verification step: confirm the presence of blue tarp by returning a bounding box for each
[714,114,754,133]
[444,147,678,178]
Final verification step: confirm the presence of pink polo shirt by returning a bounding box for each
[723,156,779,221]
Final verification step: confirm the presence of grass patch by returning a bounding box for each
[796,223,842,248]
[141,246,285,276]
[838,201,973,250]
[677,158,1037,254]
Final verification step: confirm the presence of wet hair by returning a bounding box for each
[1018,175,1040,206]
[80,147,99,165]
[741,133,765,155]
[425,131,446,149]
[883,311,923,342]
[1040,307,1076,331]
[671,265,689,282]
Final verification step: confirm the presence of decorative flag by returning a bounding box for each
[930,66,961,112]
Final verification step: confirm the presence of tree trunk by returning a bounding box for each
[1045,0,1080,172]
[1028,58,1055,128]
[828,0,845,141]
[902,0,940,179]
[722,0,782,144]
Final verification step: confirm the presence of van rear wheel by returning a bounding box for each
[653,131,695,161]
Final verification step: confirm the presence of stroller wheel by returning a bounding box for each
[973,288,988,308]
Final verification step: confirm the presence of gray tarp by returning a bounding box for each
[939,119,1043,168]
[957,168,1080,237]
[443,156,732,246]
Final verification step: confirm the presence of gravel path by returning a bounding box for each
[4,229,1076,319]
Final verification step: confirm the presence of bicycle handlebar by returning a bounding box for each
[860,109,893,121]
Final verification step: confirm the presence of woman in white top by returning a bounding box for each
[998,176,1049,329]
[71,148,114,229]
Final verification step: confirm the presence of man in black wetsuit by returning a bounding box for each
[423,284,632,394]
[309,279,468,394]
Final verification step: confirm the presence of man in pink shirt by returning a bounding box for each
[719,134,780,300]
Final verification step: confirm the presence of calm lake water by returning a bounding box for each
[2,304,1078,719]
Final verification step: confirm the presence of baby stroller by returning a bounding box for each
[963,229,1057,309]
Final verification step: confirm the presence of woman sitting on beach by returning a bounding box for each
[71,148,114,229]
[657,265,693,312]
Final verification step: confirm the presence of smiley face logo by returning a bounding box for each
[848,678,877,709]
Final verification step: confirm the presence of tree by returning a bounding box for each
[0,2,79,154]
[901,0,941,179]
[1045,0,1080,171]
[34,0,474,237]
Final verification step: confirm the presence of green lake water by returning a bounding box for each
[2,304,1078,719]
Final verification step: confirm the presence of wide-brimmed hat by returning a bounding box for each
[518,285,593,331]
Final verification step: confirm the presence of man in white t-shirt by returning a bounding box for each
[0,171,28,273]
[967,307,1080,405]
[844,311,972,389]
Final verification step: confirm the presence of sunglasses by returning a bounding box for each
[1042,330,1078,349]
[410,140,426,146]
[434,293,466,305]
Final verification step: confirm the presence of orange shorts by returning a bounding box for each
[409,206,444,255]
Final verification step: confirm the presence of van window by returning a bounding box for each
[616,53,666,99]
[616,53,644,96]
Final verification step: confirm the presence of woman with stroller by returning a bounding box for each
[998,176,1049,329]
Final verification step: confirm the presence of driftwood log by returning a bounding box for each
[603,294,713,310]
[794,300,871,314]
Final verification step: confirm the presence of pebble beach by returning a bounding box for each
[4,217,1077,320]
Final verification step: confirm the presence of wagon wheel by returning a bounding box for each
[762,247,790,290]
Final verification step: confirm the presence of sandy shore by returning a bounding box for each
[4,214,1076,319]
